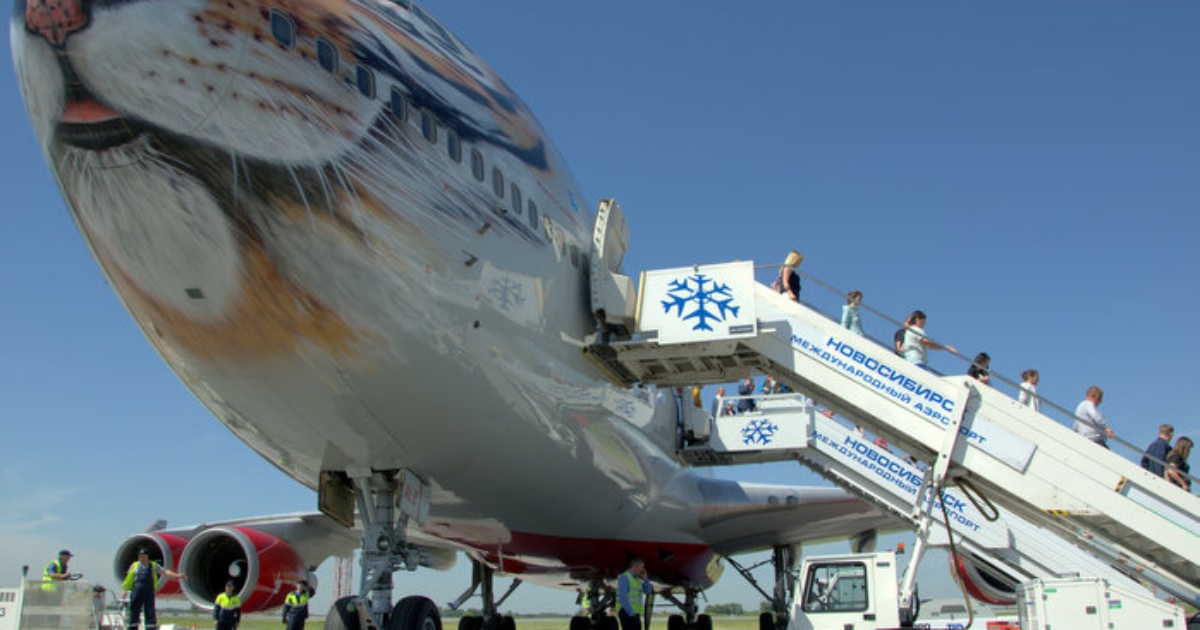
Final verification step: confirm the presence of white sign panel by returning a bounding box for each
[639,261,758,344]
[711,409,809,453]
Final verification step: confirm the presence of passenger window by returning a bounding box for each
[356,66,375,98]
[447,129,462,163]
[317,38,338,73]
[510,184,522,216]
[569,244,579,268]
[269,10,295,49]
[527,200,539,229]
[492,167,504,198]
[421,110,437,143]
[390,88,408,121]
[471,149,485,181]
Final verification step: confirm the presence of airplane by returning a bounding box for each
[9,1,1014,629]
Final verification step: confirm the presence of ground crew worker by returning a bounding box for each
[616,557,652,630]
[43,549,74,592]
[213,580,242,630]
[281,579,314,630]
[123,548,184,630]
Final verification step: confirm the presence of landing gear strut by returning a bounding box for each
[725,545,799,630]
[448,559,522,630]
[323,469,441,630]
[658,588,712,630]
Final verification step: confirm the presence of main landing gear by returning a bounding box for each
[725,544,799,630]
[657,588,712,630]
[448,559,522,630]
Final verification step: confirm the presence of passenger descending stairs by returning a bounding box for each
[582,257,1200,604]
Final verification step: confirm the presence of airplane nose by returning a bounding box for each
[24,0,90,48]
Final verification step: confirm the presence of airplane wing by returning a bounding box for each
[690,479,904,556]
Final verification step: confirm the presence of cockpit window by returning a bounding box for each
[269,10,295,49]
[317,38,338,73]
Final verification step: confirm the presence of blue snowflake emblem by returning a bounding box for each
[487,276,526,311]
[742,419,779,446]
[660,273,740,332]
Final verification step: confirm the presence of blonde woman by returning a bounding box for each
[778,250,804,302]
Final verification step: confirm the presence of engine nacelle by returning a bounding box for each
[113,532,190,597]
[179,526,313,612]
[951,551,1019,606]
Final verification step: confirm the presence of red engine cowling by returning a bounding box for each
[179,526,313,612]
[112,532,190,597]
[951,551,1019,606]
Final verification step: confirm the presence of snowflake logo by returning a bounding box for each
[487,276,526,311]
[741,419,779,446]
[660,273,740,332]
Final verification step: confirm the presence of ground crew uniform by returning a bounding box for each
[42,559,68,594]
[213,591,242,630]
[124,561,163,630]
[617,569,651,630]
[281,585,314,630]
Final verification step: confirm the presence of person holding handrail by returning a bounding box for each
[1073,386,1114,448]
[901,311,956,370]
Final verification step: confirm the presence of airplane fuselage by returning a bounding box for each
[12,0,890,590]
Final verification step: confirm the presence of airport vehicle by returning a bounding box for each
[10,1,904,629]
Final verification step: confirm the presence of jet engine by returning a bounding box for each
[950,550,1019,606]
[178,526,313,612]
[113,532,190,597]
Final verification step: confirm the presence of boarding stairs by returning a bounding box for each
[583,208,1200,606]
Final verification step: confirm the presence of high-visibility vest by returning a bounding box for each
[621,571,645,614]
[42,560,65,592]
[214,593,242,625]
[285,591,310,607]
[123,561,159,591]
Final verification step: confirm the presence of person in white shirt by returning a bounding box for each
[902,311,955,369]
[1018,369,1040,412]
[1074,386,1114,447]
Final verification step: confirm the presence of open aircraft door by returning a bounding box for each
[588,198,637,337]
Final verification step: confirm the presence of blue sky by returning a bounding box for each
[3,0,1198,616]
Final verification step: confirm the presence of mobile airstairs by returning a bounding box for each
[583,200,1200,616]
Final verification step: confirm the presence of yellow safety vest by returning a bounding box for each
[123,561,159,591]
[285,591,310,606]
[42,560,65,592]
[621,571,645,614]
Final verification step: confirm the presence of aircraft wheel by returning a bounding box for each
[758,612,776,630]
[388,596,442,630]
[599,616,618,630]
[325,596,360,630]
[499,615,515,630]
[667,615,685,630]
[568,616,590,630]
[458,617,483,630]
[693,614,712,630]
